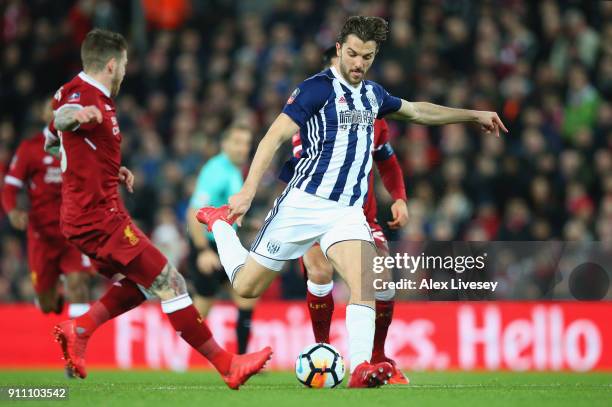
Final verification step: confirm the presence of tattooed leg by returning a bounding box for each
[148,263,189,301]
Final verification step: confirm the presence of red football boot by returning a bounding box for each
[222,346,273,390]
[371,356,409,385]
[196,205,237,232]
[347,361,393,388]
[53,320,89,379]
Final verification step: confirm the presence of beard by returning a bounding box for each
[338,57,365,85]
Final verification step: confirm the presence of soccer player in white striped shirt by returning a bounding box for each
[197,16,507,388]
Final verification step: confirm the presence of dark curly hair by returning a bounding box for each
[337,16,389,49]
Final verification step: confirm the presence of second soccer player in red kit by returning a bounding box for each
[49,28,271,389]
[2,102,92,318]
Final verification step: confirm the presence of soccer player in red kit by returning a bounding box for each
[49,28,271,389]
[2,104,92,319]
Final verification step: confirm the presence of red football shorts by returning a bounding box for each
[27,228,92,294]
[368,220,389,254]
[62,213,167,288]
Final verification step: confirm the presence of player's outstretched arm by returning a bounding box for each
[54,105,103,131]
[228,113,298,222]
[388,100,508,137]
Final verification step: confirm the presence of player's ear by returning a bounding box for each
[106,57,117,74]
[335,42,341,58]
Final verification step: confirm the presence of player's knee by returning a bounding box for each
[307,265,333,284]
[305,258,333,284]
[150,263,189,300]
[234,284,259,299]
[232,278,259,299]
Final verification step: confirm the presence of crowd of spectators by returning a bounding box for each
[1,0,610,302]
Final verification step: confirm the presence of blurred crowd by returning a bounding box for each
[1,0,611,302]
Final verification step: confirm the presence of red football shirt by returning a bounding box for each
[2,130,63,236]
[51,72,123,227]
[292,119,405,224]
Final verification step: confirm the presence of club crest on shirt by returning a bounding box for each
[266,239,282,255]
[123,224,140,246]
[287,88,300,104]
[68,92,80,101]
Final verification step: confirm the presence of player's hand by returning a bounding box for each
[118,166,134,193]
[387,199,409,229]
[73,106,103,125]
[228,188,255,227]
[474,111,508,137]
[7,209,28,231]
[197,249,221,275]
[43,134,60,157]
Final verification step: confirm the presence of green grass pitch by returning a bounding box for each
[0,370,610,406]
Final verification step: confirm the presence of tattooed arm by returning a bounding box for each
[54,105,103,131]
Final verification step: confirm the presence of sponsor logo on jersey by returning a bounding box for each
[123,224,140,246]
[68,92,81,101]
[266,239,282,255]
[338,109,375,126]
[287,88,300,105]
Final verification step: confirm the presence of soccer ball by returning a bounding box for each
[295,343,345,388]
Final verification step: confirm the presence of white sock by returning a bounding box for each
[211,221,248,283]
[346,303,375,372]
[161,293,192,313]
[68,303,90,319]
[307,280,334,297]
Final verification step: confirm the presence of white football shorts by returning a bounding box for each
[249,187,373,271]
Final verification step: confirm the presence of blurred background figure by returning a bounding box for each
[186,124,256,353]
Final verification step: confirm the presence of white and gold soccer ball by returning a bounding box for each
[295,343,345,388]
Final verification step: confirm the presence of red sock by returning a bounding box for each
[372,300,394,362]
[75,279,145,336]
[165,304,233,375]
[306,291,334,343]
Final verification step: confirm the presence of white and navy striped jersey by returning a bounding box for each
[279,66,401,207]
